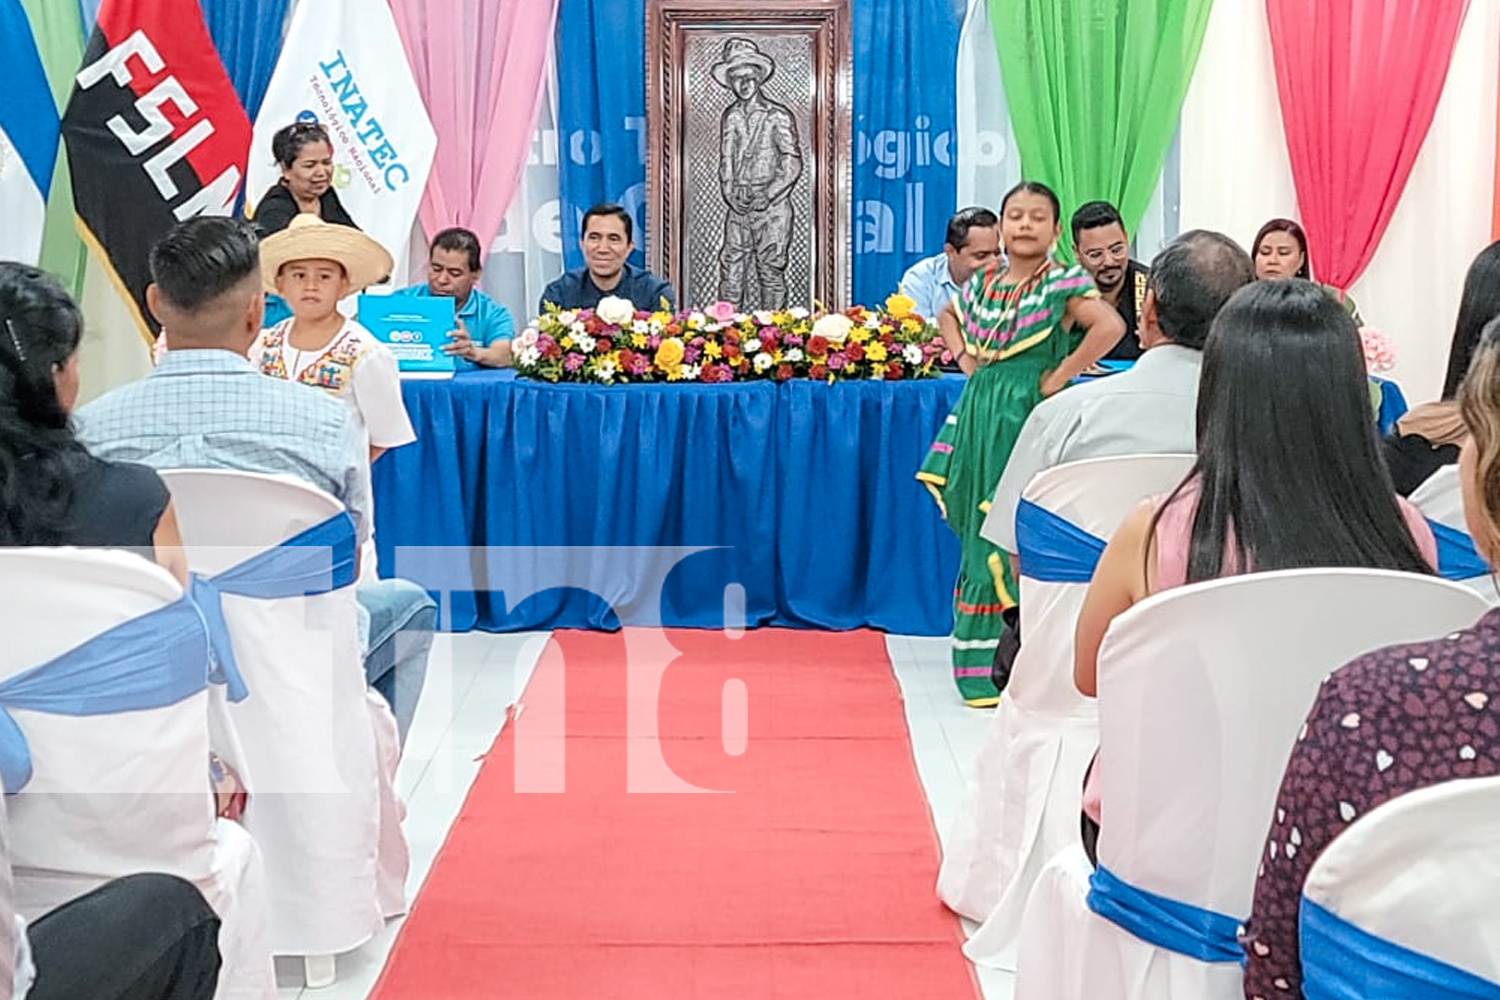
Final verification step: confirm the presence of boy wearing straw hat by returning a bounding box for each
[254,215,415,464]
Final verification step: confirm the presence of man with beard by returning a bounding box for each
[1071,201,1150,360]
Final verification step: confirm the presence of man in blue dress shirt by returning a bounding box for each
[540,204,677,314]
[400,227,514,369]
[898,206,1000,321]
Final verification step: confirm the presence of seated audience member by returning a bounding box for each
[248,120,358,237]
[398,227,514,369]
[898,207,1000,322]
[989,230,1254,556]
[0,263,185,585]
[1,794,221,1000]
[539,204,676,314]
[254,215,415,464]
[1252,218,1362,323]
[76,217,434,746]
[1382,239,1500,494]
[1240,315,1500,999]
[1071,201,1151,360]
[1071,280,1437,863]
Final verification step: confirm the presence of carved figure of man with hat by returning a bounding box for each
[712,37,803,310]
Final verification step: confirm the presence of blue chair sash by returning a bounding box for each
[1300,896,1500,1000]
[1427,518,1490,581]
[1373,377,1408,438]
[1086,864,1245,964]
[0,593,213,793]
[192,511,359,704]
[1015,499,1106,583]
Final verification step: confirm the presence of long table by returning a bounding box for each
[372,370,964,634]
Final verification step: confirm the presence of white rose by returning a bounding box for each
[574,332,597,353]
[744,337,762,353]
[789,306,810,320]
[903,344,924,365]
[595,295,636,326]
[516,327,539,349]
[811,313,854,343]
[753,352,774,372]
[784,347,804,362]
[557,311,577,326]
[519,345,542,366]
[753,310,775,325]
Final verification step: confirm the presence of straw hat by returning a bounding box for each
[711,37,774,87]
[259,214,393,293]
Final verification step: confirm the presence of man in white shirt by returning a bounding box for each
[898,207,1000,321]
[982,230,1255,553]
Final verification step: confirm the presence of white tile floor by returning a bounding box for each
[276,631,1012,1000]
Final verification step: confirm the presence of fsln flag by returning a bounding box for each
[248,0,436,280]
[0,0,61,266]
[62,0,252,336]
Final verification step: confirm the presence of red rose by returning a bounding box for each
[761,332,779,351]
[585,316,604,334]
[845,342,865,361]
[723,343,741,359]
[597,337,612,352]
[886,361,905,380]
[807,335,830,355]
[775,363,794,381]
[809,363,828,380]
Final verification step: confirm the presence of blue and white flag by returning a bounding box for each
[0,0,60,265]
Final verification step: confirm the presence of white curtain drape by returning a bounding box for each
[1180,0,1500,402]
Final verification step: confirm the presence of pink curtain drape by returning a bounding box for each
[388,0,559,256]
[1265,0,1470,289]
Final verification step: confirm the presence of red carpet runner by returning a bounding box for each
[370,629,981,999]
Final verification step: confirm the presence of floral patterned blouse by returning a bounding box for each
[1240,607,1500,998]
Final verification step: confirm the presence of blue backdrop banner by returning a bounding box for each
[201,0,292,121]
[554,0,964,304]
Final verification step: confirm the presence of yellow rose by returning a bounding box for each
[655,337,686,368]
[885,293,917,320]
[865,341,888,362]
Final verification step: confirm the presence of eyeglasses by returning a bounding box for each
[1079,242,1128,265]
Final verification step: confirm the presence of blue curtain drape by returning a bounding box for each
[554,0,965,303]
[850,0,964,304]
[200,0,292,121]
[554,0,649,271]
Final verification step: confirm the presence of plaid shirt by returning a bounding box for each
[75,350,372,542]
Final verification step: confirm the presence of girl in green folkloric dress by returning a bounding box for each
[918,182,1125,706]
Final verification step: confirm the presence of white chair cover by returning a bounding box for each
[940,453,1194,970]
[1408,465,1500,604]
[1014,568,1489,1000]
[0,548,273,1000]
[1302,776,1500,993]
[160,470,406,958]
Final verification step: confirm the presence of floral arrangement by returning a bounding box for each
[512,294,947,384]
[1358,325,1395,374]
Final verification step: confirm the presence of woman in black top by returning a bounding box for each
[1382,240,1500,494]
[0,262,185,583]
[248,121,359,237]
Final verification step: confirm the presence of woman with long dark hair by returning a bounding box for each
[1070,280,1435,856]
[917,181,1125,706]
[1383,240,1500,493]
[1252,218,1363,324]
[1241,314,1500,999]
[0,262,185,582]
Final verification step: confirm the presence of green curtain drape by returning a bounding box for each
[989,0,1215,257]
[20,0,87,297]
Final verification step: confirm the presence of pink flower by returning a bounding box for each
[706,301,737,323]
[1359,326,1395,374]
[564,353,585,372]
[827,352,848,371]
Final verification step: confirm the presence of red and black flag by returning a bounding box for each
[61,0,252,338]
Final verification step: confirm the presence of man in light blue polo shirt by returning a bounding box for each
[898,206,1001,321]
[400,227,514,369]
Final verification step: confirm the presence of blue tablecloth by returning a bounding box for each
[372,370,964,634]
